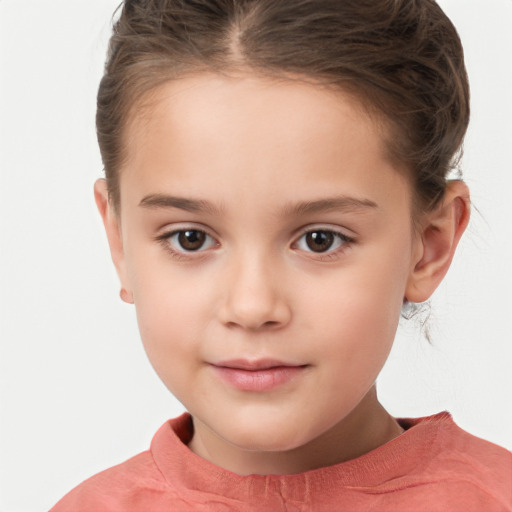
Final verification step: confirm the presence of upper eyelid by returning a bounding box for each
[156,223,219,240]
[293,224,355,241]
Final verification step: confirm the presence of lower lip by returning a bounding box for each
[211,365,307,392]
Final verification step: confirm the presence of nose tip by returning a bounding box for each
[218,263,291,331]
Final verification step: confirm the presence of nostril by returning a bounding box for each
[249,319,285,331]
[225,319,280,330]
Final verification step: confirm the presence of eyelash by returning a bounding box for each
[155,227,355,262]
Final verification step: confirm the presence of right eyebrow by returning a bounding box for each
[138,194,222,215]
[281,196,379,216]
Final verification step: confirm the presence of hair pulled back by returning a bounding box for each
[97,0,469,214]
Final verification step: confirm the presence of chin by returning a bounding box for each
[232,433,299,452]
[219,414,317,453]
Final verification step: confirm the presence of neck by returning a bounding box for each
[188,386,403,475]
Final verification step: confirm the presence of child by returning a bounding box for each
[51,0,512,510]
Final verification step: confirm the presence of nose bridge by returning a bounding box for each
[219,244,291,330]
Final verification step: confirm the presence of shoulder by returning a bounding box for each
[49,416,191,512]
[49,450,173,511]
[400,412,512,510]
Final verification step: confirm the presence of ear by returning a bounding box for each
[94,179,134,304]
[405,180,470,303]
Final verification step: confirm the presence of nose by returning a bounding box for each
[217,251,292,331]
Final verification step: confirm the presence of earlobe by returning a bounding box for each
[405,180,470,303]
[120,287,134,304]
[94,179,133,303]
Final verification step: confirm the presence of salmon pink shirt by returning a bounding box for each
[51,412,512,511]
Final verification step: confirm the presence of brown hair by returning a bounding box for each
[97,0,469,215]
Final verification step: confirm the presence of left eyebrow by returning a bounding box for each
[138,194,222,215]
[281,196,379,216]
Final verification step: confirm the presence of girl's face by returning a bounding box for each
[108,74,424,471]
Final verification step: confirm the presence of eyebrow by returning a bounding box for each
[138,194,378,215]
[139,194,222,214]
[282,196,379,216]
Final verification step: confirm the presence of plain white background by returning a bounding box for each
[0,1,511,510]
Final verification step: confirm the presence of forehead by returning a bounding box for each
[127,73,384,152]
[120,74,411,215]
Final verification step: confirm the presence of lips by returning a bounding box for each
[210,359,308,392]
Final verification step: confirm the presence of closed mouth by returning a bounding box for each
[209,359,309,392]
[212,359,307,371]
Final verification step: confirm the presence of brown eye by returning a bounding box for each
[177,230,207,251]
[295,229,350,255]
[159,228,217,257]
[305,231,335,252]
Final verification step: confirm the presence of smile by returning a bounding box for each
[210,359,309,392]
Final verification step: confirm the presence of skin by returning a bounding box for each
[95,74,470,475]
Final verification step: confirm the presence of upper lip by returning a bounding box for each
[212,359,306,371]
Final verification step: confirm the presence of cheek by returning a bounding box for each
[129,243,208,323]
[128,255,211,380]
[309,284,400,362]
[303,246,410,364]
